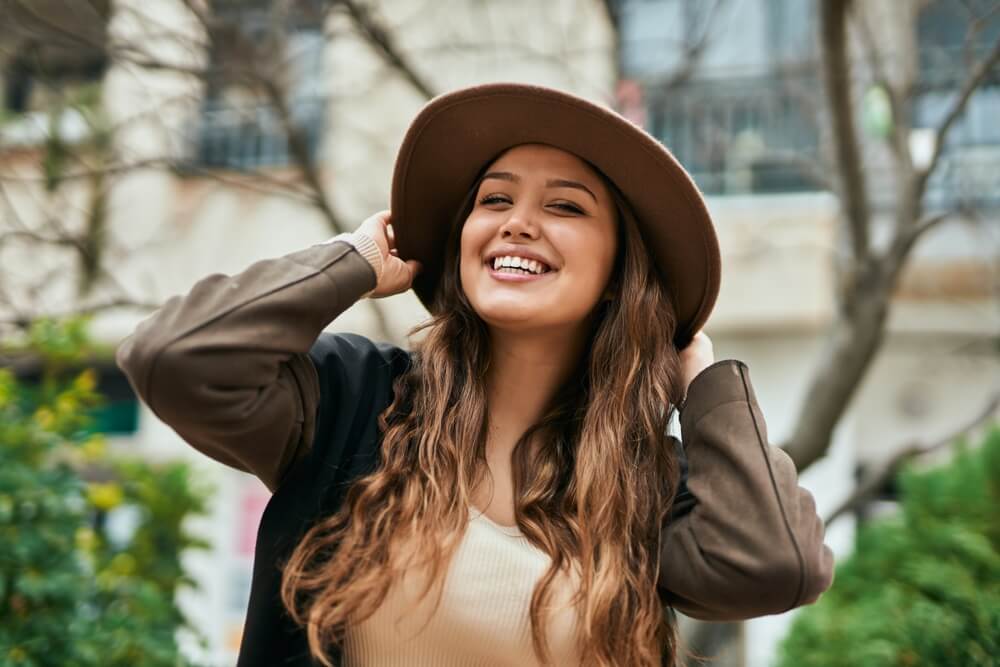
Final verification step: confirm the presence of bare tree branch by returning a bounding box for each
[849,3,913,170]
[0,229,79,248]
[782,279,893,470]
[0,297,163,331]
[2,158,321,205]
[331,0,437,100]
[178,0,212,35]
[820,0,872,262]
[246,22,396,343]
[105,48,210,77]
[257,76,344,231]
[3,157,169,182]
[5,0,109,51]
[665,0,728,91]
[885,207,974,276]
[825,392,1000,525]
[780,1,997,472]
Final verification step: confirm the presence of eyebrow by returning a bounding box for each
[481,171,598,204]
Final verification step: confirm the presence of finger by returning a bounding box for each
[386,261,419,292]
[367,210,388,231]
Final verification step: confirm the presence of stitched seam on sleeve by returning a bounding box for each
[738,364,806,612]
[313,259,347,300]
[686,398,749,432]
[144,245,353,418]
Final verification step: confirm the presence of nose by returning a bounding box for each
[498,207,541,240]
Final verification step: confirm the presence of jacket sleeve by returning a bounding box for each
[658,359,834,620]
[115,242,375,493]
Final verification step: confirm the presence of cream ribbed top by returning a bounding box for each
[342,507,582,666]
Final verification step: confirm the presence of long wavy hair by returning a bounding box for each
[280,153,687,666]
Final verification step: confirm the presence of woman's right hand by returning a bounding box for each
[357,210,422,298]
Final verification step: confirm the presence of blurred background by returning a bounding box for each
[0,0,997,665]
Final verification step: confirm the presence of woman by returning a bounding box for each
[117,83,833,667]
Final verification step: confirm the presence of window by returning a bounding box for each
[185,0,327,170]
[647,72,822,195]
[917,0,1000,88]
[0,0,110,125]
[764,0,817,65]
[914,0,1000,209]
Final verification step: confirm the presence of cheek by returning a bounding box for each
[558,228,617,286]
[459,217,489,280]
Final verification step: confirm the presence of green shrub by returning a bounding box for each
[0,320,213,666]
[777,426,1000,667]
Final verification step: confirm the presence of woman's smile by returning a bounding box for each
[486,263,557,282]
[484,252,559,283]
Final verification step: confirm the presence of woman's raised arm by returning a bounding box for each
[116,236,380,492]
[658,360,835,620]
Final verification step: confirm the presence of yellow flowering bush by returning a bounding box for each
[0,319,213,666]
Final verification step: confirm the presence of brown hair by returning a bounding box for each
[280,157,686,666]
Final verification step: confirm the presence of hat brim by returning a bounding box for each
[389,82,720,349]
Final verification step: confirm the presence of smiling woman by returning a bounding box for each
[115,82,833,667]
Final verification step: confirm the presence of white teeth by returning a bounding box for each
[490,255,549,274]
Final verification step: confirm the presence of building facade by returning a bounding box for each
[614,0,999,664]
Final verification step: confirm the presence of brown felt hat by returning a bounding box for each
[389,82,720,349]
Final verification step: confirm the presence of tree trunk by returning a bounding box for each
[784,270,893,470]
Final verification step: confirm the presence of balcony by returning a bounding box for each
[182,94,326,171]
[644,73,823,197]
[642,72,1000,210]
[912,85,1000,211]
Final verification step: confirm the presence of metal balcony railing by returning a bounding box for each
[642,73,1000,210]
[183,95,326,171]
[644,73,823,196]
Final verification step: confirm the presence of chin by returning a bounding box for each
[473,300,593,335]
[474,303,545,328]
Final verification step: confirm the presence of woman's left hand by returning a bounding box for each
[679,331,715,396]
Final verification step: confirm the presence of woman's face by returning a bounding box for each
[459,143,618,334]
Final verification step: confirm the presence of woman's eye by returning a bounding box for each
[553,202,583,214]
[479,194,509,205]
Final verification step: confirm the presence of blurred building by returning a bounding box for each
[1,0,997,665]
[615,0,999,664]
[1,0,615,664]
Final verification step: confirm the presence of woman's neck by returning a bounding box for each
[484,326,587,458]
